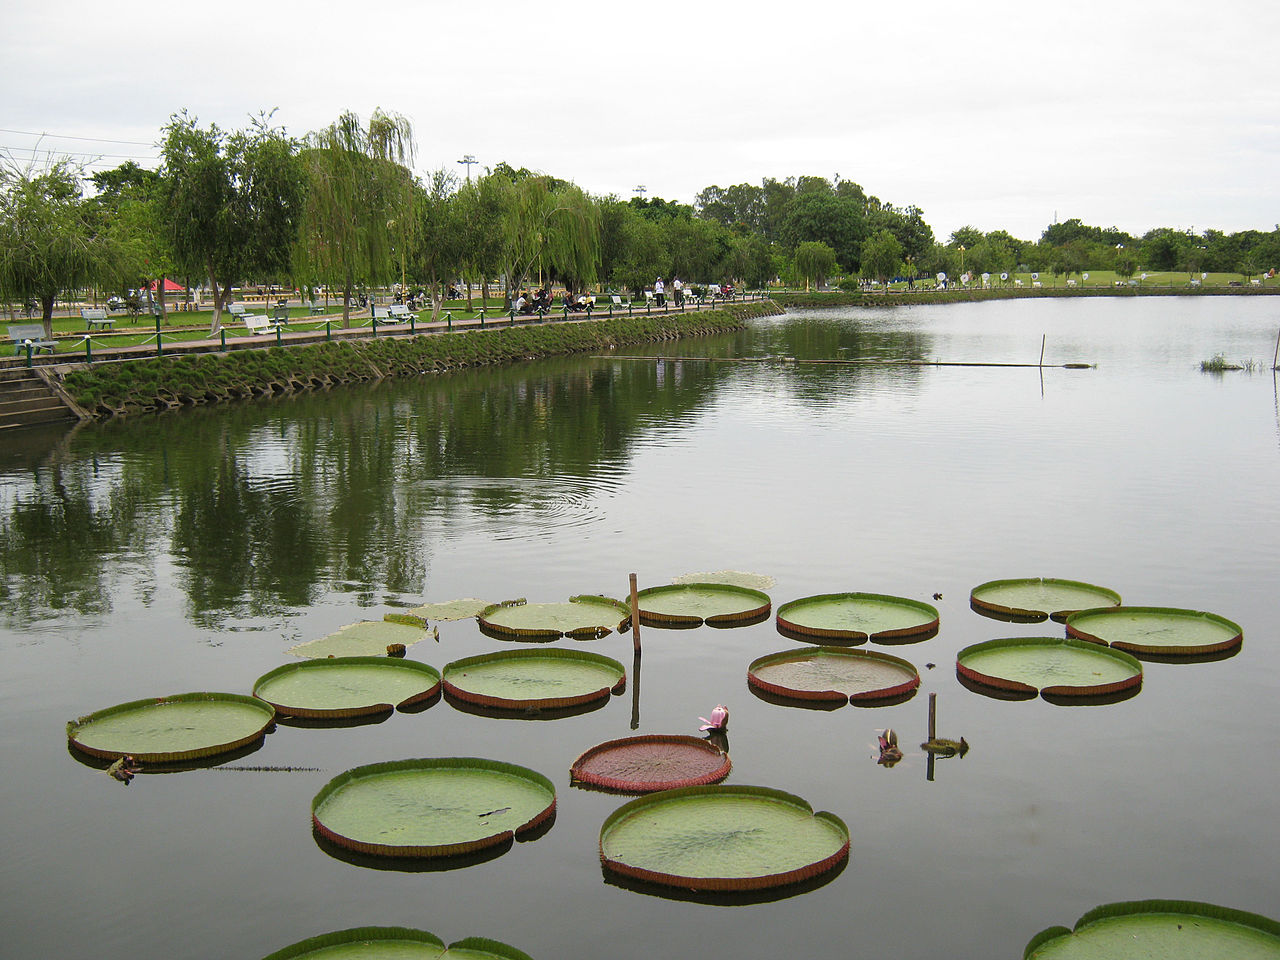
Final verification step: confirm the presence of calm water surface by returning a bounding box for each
[3,296,1279,959]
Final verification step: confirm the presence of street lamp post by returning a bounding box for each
[457,154,477,183]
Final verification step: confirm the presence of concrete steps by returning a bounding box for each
[0,369,76,431]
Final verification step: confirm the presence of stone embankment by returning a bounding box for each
[54,302,782,420]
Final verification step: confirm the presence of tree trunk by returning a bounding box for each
[41,292,55,339]
[207,265,225,335]
[158,276,168,321]
[342,278,352,327]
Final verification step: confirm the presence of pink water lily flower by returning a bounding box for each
[699,704,729,731]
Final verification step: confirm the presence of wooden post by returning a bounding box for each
[1039,334,1046,368]
[629,573,642,655]
[1273,327,1279,370]
[928,692,937,741]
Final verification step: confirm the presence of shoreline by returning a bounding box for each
[770,285,1280,308]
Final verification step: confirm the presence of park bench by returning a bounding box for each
[370,304,395,322]
[243,315,277,335]
[81,307,114,330]
[7,323,56,355]
[388,303,415,321]
[272,305,290,324]
[309,301,325,315]
[227,304,248,319]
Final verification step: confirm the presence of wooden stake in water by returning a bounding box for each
[629,573,642,654]
[1273,327,1279,370]
[1039,334,1046,368]
[928,692,937,741]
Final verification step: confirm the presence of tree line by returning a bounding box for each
[3,108,1279,337]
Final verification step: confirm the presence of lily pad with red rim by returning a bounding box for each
[66,692,276,764]
[599,784,849,892]
[442,648,626,711]
[477,596,630,641]
[311,757,556,859]
[748,647,921,705]
[634,583,771,627]
[252,657,441,719]
[571,735,731,792]
[261,926,534,960]
[776,592,939,643]
[1024,899,1280,959]
[1065,606,1243,658]
[957,637,1142,700]
[970,577,1122,622]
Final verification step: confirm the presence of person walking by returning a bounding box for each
[654,277,665,307]
[672,276,684,307]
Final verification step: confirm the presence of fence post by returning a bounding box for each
[84,337,92,364]
[155,312,162,357]
[25,341,33,367]
[325,320,332,342]
[220,327,227,351]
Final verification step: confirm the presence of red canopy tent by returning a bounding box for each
[143,279,186,293]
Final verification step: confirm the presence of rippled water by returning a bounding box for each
[3,297,1279,959]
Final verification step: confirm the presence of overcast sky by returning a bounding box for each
[4,0,1277,242]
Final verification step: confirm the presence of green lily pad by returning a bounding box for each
[971,578,1122,622]
[748,647,921,704]
[571,735,731,793]
[290,620,428,659]
[634,583,771,627]
[671,569,777,590]
[67,692,276,763]
[407,598,490,622]
[1024,899,1280,959]
[262,926,534,960]
[776,592,939,643]
[312,758,556,858]
[252,657,441,719]
[443,648,626,710]
[957,637,1142,699]
[599,784,849,892]
[1065,606,1243,657]
[477,596,630,641]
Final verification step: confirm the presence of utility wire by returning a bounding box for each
[1,144,159,161]
[0,126,154,146]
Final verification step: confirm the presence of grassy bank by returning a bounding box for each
[772,285,1280,309]
[57,302,779,419]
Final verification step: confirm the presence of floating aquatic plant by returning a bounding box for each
[671,570,777,590]
[261,926,535,959]
[748,647,921,705]
[289,619,428,658]
[407,598,491,621]
[477,595,630,641]
[599,784,849,892]
[634,583,771,627]
[956,637,1142,701]
[776,592,939,643]
[1024,899,1280,959]
[443,648,626,711]
[311,758,556,859]
[67,692,276,764]
[571,735,730,793]
[970,578,1122,622]
[1065,606,1243,658]
[252,657,441,719]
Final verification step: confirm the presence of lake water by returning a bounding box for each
[3,296,1279,959]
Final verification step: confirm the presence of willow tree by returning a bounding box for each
[296,110,416,325]
[0,155,121,337]
[158,111,304,334]
[794,240,837,292]
[488,173,599,305]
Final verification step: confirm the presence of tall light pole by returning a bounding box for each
[457,154,477,183]
[633,185,646,198]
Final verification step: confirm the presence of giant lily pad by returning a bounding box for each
[1065,606,1243,657]
[408,598,490,621]
[599,784,849,892]
[776,592,939,643]
[443,648,625,711]
[252,657,441,719]
[971,578,1122,622]
[1024,899,1280,959]
[634,583,771,627]
[290,619,428,659]
[477,596,630,641]
[571,735,731,793]
[262,926,534,960]
[312,758,556,858]
[67,692,275,763]
[748,647,921,704]
[957,637,1142,699]
[672,569,777,590]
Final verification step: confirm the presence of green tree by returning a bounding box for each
[860,229,903,284]
[159,111,305,333]
[490,174,599,304]
[780,193,867,270]
[793,240,837,291]
[609,204,667,296]
[0,155,121,337]
[296,109,415,325]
